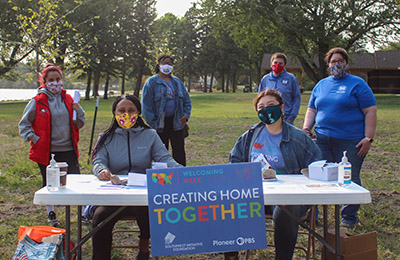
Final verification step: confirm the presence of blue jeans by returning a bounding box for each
[224,205,309,260]
[316,132,365,225]
[270,205,310,260]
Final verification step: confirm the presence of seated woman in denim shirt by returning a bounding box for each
[226,89,321,260]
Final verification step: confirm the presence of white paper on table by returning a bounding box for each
[151,162,168,169]
[97,184,125,190]
[128,172,147,186]
[73,90,80,121]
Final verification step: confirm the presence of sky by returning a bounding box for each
[155,0,194,18]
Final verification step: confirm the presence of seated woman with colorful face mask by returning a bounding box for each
[226,89,321,260]
[91,94,180,260]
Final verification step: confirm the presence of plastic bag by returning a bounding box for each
[12,234,65,260]
[18,226,65,243]
[17,226,76,260]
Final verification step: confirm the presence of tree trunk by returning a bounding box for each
[35,45,41,87]
[203,74,207,93]
[296,55,320,84]
[55,43,67,66]
[225,72,230,93]
[85,68,92,101]
[134,69,142,98]
[93,69,101,97]
[188,72,191,93]
[103,72,110,99]
[221,70,225,93]
[256,57,262,86]
[180,59,185,84]
[209,72,214,93]
[317,41,330,80]
[232,71,237,93]
[249,60,253,93]
[121,70,126,95]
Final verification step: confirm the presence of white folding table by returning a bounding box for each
[34,174,371,260]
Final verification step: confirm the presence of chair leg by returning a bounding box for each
[305,205,316,260]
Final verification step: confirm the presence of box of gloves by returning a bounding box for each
[308,160,338,181]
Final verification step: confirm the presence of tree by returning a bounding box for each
[129,0,156,97]
[197,0,248,92]
[217,0,281,90]
[8,0,87,80]
[0,0,33,76]
[151,13,180,56]
[380,41,400,51]
[174,9,199,92]
[246,0,400,83]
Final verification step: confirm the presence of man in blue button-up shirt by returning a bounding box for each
[258,53,301,124]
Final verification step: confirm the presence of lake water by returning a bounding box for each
[0,89,104,102]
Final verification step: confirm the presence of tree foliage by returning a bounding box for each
[245,0,400,82]
[1,0,399,94]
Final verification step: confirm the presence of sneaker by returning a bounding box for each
[340,220,356,229]
[81,217,92,225]
[48,211,59,227]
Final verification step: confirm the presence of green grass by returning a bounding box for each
[0,91,399,259]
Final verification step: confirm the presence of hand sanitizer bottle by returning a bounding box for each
[338,151,351,186]
[46,154,60,191]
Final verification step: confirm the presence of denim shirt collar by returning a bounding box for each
[281,120,290,143]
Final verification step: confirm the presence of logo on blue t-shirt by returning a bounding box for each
[337,85,347,93]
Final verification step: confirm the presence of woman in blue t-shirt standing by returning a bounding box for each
[303,47,377,228]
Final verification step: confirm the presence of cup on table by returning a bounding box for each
[57,162,68,189]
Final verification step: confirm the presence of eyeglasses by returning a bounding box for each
[330,59,345,64]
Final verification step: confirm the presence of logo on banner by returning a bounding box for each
[152,172,174,186]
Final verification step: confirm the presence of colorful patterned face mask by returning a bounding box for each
[45,81,63,94]
[329,63,348,78]
[115,113,139,129]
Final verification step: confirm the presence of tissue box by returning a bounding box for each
[308,160,338,181]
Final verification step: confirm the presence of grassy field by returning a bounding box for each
[0,92,399,259]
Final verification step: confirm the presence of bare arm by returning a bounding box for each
[356,105,377,157]
[302,108,317,138]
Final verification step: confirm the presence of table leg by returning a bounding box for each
[66,205,70,260]
[323,205,328,260]
[77,206,82,260]
[335,205,340,260]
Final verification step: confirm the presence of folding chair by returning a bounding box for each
[244,206,316,260]
[111,216,159,260]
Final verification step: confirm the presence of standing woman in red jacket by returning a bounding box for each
[19,63,85,226]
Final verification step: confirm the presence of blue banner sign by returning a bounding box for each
[147,162,267,256]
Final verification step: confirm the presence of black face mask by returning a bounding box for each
[258,105,282,125]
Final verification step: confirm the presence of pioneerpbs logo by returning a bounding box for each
[213,237,255,247]
[235,237,255,246]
